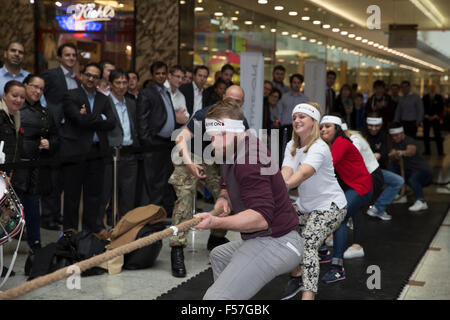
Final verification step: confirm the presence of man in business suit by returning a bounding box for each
[325,70,337,115]
[179,65,209,116]
[99,69,140,227]
[60,62,116,236]
[40,42,80,230]
[137,61,180,215]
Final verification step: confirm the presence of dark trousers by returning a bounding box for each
[40,166,63,223]
[140,143,175,215]
[18,192,41,247]
[423,119,443,155]
[99,153,138,226]
[62,145,105,233]
[401,120,418,139]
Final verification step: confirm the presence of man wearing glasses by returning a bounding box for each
[59,62,116,238]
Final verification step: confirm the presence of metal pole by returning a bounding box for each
[112,147,120,227]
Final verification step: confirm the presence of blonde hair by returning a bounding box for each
[291,101,322,156]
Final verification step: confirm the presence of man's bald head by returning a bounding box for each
[223,85,245,107]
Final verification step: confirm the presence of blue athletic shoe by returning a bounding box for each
[318,250,332,263]
[322,265,346,283]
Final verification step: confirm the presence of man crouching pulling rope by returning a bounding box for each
[194,98,305,300]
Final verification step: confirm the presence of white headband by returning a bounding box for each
[292,103,321,122]
[341,123,348,131]
[367,117,383,125]
[320,115,342,127]
[389,127,404,135]
[205,118,245,134]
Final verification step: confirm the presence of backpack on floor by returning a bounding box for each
[123,222,166,270]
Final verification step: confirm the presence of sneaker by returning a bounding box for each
[280,276,303,300]
[318,250,332,263]
[366,206,379,217]
[392,195,407,204]
[367,206,392,221]
[377,211,392,221]
[343,246,364,259]
[408,200,428,212]
[322,265,346,283]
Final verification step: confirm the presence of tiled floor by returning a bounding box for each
[1,133,449,300]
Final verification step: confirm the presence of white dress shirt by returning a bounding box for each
[192,81,204,114]
[164,80,189,118]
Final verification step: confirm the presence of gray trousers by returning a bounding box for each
[203,230,304,300]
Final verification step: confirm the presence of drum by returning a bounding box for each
[0,172,25,246]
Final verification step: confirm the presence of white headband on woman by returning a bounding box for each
[320,115,342,127]
[205,118,245,134]
[389,127,404,135]
[292,103,321,122]
[341,123,348,131]
[367,117,383,125]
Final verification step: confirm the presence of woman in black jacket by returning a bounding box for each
[12,74,58,252]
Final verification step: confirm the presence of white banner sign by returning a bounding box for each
[240,52,264,131]
[304,61,327,114]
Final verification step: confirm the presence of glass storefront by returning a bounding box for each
[36,0,135,73]
[190,0,443,96]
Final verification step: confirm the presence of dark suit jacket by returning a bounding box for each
[107,95,139,148]
[136,84,177,147]
[41,66,81,129]
[179,82,207,116]
[59,87,116,158]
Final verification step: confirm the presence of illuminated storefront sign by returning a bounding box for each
[57,3,116,31]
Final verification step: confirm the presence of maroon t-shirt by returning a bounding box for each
[219,134,299,239]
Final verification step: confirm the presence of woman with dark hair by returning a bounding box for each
[319,114,373,283]
[204,78,227,107]
[0,80,25,168]
[12,75,58,263]
[335,84,355,128]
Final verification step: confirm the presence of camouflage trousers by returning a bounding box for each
[168,159,227,247]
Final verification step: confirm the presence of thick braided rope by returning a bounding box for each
[0,207,223,300]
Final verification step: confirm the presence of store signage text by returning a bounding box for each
[66,3,116,22]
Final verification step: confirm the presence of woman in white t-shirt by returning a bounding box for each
[280,102,347,300]
[341,123,384,259]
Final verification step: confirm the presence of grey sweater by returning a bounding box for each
[394,92,424,123]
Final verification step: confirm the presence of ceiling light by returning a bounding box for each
[194,7,204,12]
[309,39,317,43]
[355,36,362,41]
[368,41,374,45]
[409,0,444,28]
[55,1,62,6]
[258,0,268,3]
[322,24,330,29]
[260,25,266,29]
[373,43,379,47]
[313,20,321,25]
[362,39,368,43]
[332,28,340,32]
[348,34,355,38]
[291,34,299,38]
[300,36,307,40]
[317,41,323,45]
[289,11,298,16]
[214,12,223,16]
[282,31,289,35]
[244,20,253,25]
[274,6,284,11]
[231,17,238,21]
[270,28,277,32]
[340,31,348,35]
[301,16,310,21]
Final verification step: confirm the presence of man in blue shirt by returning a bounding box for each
[99,69,140,226]
[0,41,29,97]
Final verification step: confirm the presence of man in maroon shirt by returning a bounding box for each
[194,99,304,300]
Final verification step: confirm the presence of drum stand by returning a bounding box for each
[0,203,25,289]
